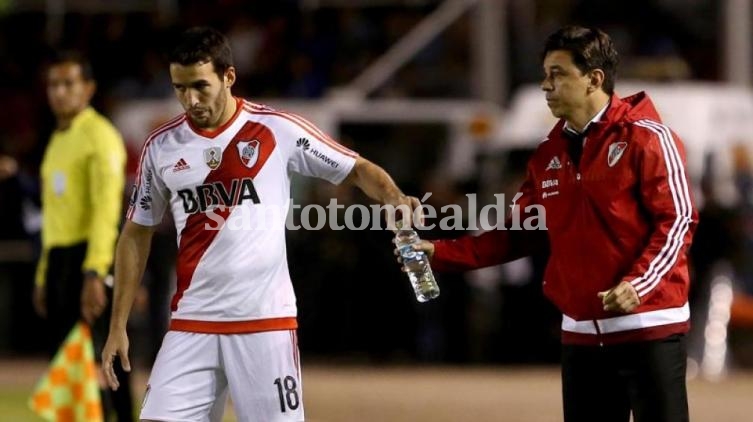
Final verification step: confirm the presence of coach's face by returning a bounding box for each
[541,50,591,121]
[170,60,236,130]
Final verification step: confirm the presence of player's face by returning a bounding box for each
[170,61,235,130]
[46,62,94,120]
[541,50,591,120]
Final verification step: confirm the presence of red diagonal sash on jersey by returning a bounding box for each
[172,122,277,311]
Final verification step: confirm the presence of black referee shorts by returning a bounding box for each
[561,334,689,422]
[44,242,118,361]
[45,242,89,354]
[45,242,134,421]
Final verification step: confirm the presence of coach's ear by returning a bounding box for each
[587,68,605,94]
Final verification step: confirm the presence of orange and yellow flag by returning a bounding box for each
[29,322,103,422]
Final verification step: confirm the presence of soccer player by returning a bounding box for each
[36,51,133,421]
[403,26,698,422]
[101,26,420,422]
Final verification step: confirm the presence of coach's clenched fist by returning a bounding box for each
[597,281,640,313]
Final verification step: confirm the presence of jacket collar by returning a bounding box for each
[563,101,610,136]
[548,92,659,143]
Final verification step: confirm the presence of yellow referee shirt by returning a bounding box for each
[35,107,126,286]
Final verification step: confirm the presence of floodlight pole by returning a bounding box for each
[471,0,506,105]
[45,0,64,45]
[724,0,752,87]
[340,0,482,99]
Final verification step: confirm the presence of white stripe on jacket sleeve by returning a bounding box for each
[629,120,693,297]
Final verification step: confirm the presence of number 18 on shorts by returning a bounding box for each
[141,330,304,422]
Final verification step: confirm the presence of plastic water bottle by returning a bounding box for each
[395,224,440,302]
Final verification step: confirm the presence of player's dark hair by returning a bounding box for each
[47,50,94,81]
[168,26,234,77]
[542,26,619,95]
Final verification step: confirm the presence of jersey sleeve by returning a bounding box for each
[83,121,127,277]
[282,112,358,184]
[126,138,170,227]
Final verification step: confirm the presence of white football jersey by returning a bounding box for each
[127,99,357,333]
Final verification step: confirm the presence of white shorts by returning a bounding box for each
[141,329,304,422]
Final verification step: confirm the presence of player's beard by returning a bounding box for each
[194,88,229,129]
[212,87,229,127]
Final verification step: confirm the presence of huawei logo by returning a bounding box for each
[139,195,152,211]
[296,138,310,151]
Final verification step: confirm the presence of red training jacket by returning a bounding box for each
[432,92,699,345]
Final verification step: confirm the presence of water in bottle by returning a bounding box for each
[395,225,440,302]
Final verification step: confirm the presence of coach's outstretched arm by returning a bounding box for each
[102,221,155,391]
[343,156,421,214]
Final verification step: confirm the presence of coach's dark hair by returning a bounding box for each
[168,26,234,76]
[542,26,619,95]
[47,50,94,81]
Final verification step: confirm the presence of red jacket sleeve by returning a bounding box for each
[431,165,548,272]
[624,123,698,299]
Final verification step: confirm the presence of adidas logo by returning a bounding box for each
[173,158,190,172]
[296,138,310,151]
[546,156,561,171]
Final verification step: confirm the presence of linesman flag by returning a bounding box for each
[29,322,103,422]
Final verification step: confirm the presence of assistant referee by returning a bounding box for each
[33,51,132,421]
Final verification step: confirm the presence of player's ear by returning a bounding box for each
[224,66,236,89]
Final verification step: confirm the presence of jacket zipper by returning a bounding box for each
[572,137,603,346]
[575,136,586,181]
[592,320,604,347]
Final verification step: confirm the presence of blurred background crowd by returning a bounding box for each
[1,0,752,378]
